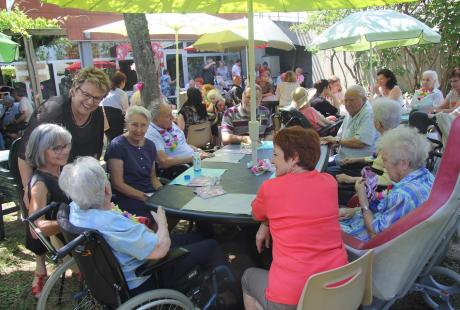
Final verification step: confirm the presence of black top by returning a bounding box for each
[19,96,105,162]
[202,65,216,85]
[310,95,339,117]
[28,170,70,220]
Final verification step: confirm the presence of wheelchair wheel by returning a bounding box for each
[37,258,99,310]
[421,266,460,310]
[117,289,194,310]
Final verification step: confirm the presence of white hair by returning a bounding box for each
[372,98,401,130]
[346,85,367,102]
[26,124,72,168]
[422,70,440,89]
[378,126,430,169]
[125,105,151,123]
[149,98,170,120]
[59,157,107,210]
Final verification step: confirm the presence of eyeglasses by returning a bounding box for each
[77,87,105,103]
[51,143,71,154]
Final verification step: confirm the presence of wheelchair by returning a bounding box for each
[26,202,234,310]
[408,110,443,172]
[272,107,344,137]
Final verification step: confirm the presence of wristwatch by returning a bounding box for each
[362,205,370,212]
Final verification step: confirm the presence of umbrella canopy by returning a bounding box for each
[42,0,417,14]
[85,13,226,36]
[0,33,19,63]
[192,18,294,51]
[308,10,441,52]
[65,60,116,71]
[85,13,227,95]
[45,0,416,164]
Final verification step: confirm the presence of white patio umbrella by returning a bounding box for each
[85,13,227,97]
[192,18,294,51]
[308,10,441,83]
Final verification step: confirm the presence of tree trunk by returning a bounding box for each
[123,13,160,109]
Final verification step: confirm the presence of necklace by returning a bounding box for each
[71,109,93,128]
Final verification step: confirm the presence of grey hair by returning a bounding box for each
[125,105,151,123]
[378,126,430,169]
[26,124,72,168]
[372,98,401,130]
[59,156,107,210]
[149,98,169,120]
[346,85,367,103]
[422,70,440,89]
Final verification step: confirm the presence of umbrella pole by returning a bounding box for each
[175,30,181,103]
[369,42,374,93]
[247,0,259,165]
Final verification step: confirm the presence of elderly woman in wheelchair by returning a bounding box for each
[58,156,232,304]
[339,126,434,240]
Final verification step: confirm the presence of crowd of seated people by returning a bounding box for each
[336,97,402,204]
[0,87,34,149]
[19,63,460,308]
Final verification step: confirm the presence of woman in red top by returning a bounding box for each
[242,126,348,309]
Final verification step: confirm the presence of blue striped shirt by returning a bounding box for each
[341,167,434,241]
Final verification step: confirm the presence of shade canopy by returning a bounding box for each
[85,13,226,97]
[0,33,19,63]
[192,18,294,51]
[42,0,416,14]
[84,13,226,36]
[308,10,441,52]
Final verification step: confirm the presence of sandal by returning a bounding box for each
[32,272,47,299]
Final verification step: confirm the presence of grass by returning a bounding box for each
[1,210,460,310]
[0,213,40,310]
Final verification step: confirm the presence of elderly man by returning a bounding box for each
[321,85,377,176]
[221,85,274,145]
[145,100,210,178]
[18,67,110,205]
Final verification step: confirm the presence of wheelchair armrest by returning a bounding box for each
[135,247,190,277]
[25,202,60,223]
[52,232,90,261]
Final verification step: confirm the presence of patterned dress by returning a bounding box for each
[341,167,434,241]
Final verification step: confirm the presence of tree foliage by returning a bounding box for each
[0,8,60,37]
[294,0,460,92]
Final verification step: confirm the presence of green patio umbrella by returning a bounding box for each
[43,0,417,164]
[0,33,19,63]
[308,10,441,84]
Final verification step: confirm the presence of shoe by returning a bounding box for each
[32,272,47,299]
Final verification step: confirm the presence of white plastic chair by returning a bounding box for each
[297,250,373,310]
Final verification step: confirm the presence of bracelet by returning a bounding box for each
[362,205,370,212]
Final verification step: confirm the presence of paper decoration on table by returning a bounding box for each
[187,176,219,187]
[194,185,227,199]
[169,168,227,186]
[203,152,245,163]
[182,193,255,215]
[250,159,274,176]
